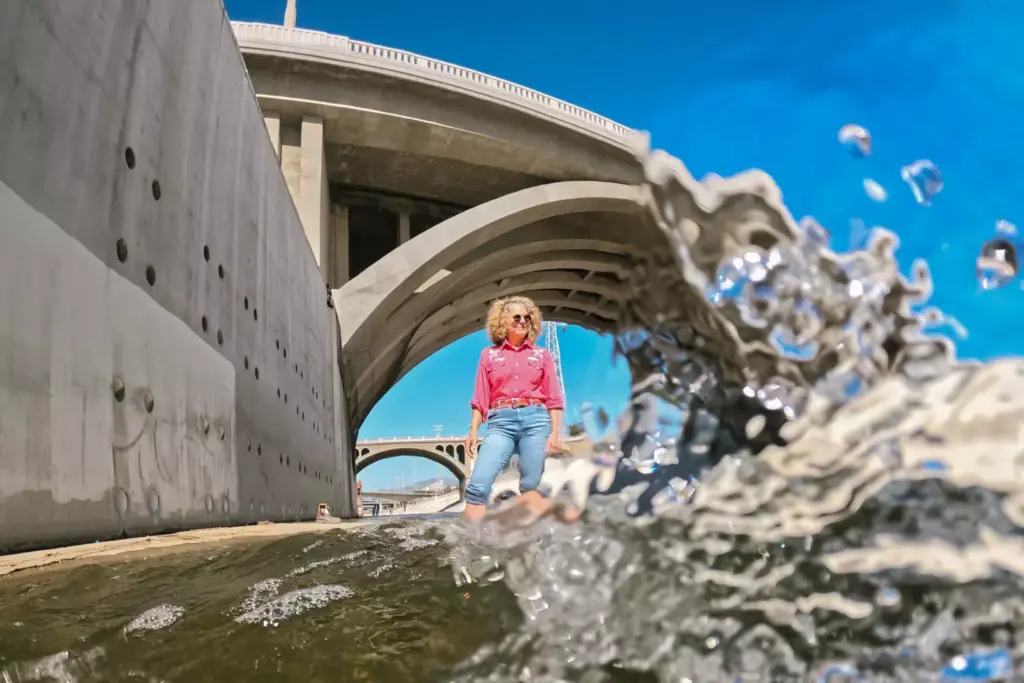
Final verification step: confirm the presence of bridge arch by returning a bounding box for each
[337,180,662,430]
[355,444,468,482]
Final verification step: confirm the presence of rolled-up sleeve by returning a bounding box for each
[541,352,565,410]
[470,351,491,418]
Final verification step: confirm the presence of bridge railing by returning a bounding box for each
[356,434,590,445]
[230,22,647,150]
[356,436,464,445]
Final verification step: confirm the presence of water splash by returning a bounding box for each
[977,221,1019,290]
[443,145,1024,682]
[901,159,944,205]
[123,604,185,634]
[863,178,888,202]
[838,123,872,157]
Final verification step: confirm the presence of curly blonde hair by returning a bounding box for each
[485,296,542,345]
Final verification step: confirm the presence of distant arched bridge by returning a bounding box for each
[354,433,594,493]
[355,436,470,481]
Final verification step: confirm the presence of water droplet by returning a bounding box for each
[996,219,1017,236]
[900,159,943,205]
[863,178,887,202]
[875,586,902,610]
[838,123,871,157]
[976,238,1018,290]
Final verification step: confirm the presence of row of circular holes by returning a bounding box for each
[246,438,336,486]
[122,145,333,443]
[113,374,338,488]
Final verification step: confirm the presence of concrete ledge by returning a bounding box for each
[0,521,370,578]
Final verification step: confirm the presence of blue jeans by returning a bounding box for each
[465,405,550,506]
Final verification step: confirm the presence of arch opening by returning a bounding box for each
[336,180,657,430]
[355,447,465,483]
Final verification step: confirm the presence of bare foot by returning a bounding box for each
[486,491,581,526]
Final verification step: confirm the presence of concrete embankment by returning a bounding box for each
[0,521,375,578]
[0,0,355,553]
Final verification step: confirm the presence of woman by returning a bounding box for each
[463,296,564,521]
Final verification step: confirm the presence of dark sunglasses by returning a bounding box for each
[511,314,532,324]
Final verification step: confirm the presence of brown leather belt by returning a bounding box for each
[491,398,544,409]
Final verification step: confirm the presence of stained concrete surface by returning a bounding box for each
[0,0,355,552]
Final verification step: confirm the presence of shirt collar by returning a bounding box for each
[500,338,534,351]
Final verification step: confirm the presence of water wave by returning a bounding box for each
[447,147,1022,681]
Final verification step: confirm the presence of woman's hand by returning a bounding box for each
[464,432,479,458]
[545,433,562,454]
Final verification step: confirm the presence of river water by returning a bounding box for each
[3,144,1024,681]
[0,517,522,682]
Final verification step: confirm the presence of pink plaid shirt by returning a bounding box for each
[470,339,565,420]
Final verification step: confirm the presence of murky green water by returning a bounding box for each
[0,517,521,682]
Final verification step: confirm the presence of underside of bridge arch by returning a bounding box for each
[355,447,465,482]
[336,180,667,431]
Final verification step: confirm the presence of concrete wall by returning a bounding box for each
[0,0,355,553]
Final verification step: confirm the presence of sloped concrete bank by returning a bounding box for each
[0,0,356,553]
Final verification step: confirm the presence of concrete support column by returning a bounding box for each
[263,112,281,160]
[298,115,329,270]
[398,212,411,245]
[332,205,350,286]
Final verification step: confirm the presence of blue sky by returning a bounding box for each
[224,0,1024,489]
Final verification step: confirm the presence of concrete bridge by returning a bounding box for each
[356,436,470,479]
[0,0,775,551]
[353,434,594,502]
[231,18,667,435]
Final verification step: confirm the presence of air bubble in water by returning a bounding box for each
[838,123,871,157]
[976,238,1018,290]
[900,159,943,205]
[863,178,887,202]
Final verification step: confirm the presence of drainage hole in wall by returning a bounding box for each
[124,147,136,169]
[279,454,283,465]
[115,239,128,263]
[112,376,126,402]
[244,356,249,370]
[275,339,279,350]
[143,390,155,413]
[145,265,156,287]
[151,180,161,201]
[254,367,259,380]
[284,394,288,404]
[218,264,224,279]
[244,296,249,311]
[301,411,305,421]
[217,329,223,346]
[286,455,291,467]
[203,245,210,262]
[201,316,208,332]
[283,348,287,359]
[219,425,225,440]
[300,370,304,379]
[247,438,252,452]
[257,444,262,455]
[253,308,258,321]
[296,406,299,416]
